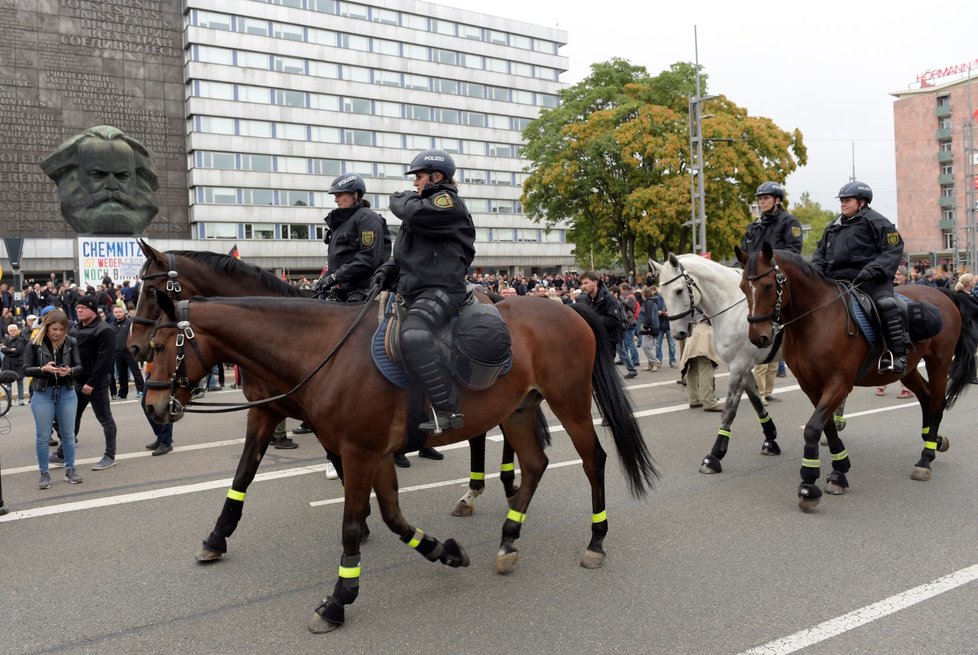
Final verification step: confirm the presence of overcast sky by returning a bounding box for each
[440,0,978,224]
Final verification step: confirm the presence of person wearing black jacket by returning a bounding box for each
[109,305,144,400]
[741,182,803,255]
[579,271,623,351]
[2,323,28,404]
[812,180,907,373]
[315,173,392,302]
[55,294,119,470]
[373,149,475,434]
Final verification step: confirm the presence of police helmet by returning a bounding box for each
[836,180,873,204]
[754,181,785,200]
[328,173,366,196]
[406,149,456,180]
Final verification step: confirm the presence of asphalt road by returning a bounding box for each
[1,369,977,655]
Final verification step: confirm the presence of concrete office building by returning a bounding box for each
[0,0,572,286]
[892,70,978,270]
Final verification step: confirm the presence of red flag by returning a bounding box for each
[228,244,240,260]
[280,270,287,281]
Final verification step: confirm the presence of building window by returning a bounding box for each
[280,156,308,174]
[241,188,274,205]
[237,85,269,104]
[376,163,404,177]
[489,143,515,157]
[436,78,458,94]
[376,132,402,148]
[339,2,368,19]
[436,108,460,124]
[432,48,458,65]
[462,111,486,127]
[517,228,539,241]
[309,29,337,47]
[939,140,953,152]
[237,50,270,70]
[239,120,272,138]
[401,13,426,30]
[486,57,508,73]
[273,55,305,74]
[240,154,273,172]
[236,17,269,36]
[200,187,237,204]
[462,82,486,98]
[278,122,309,141]
[340,34,370,51]
[459,24,481,40]
[373,38,399,56]
[311,0,336,13]
[937,94,951,108]
[245,223,275,240]
[403,73,429,90]
[343,97,371,114]
[943,208,955,223]
[461,53,484,69]
[201,222,238,239]
[466,198,489,213]
[433,137,460,153]
[273,22,304,42]
[534,39,558,54]
[488,30,508,45]
[943,231,955,250]
[196,45,233,65]
[343,129,373,146]
[312,159,342,176]
[542,229,565,243]
[941,162,954,176]
[346,160,373,176]
[539,93,560,108]
[371,7,398,25]
[374,70,400,87]
[198,116,234,135]
[938,116,952,130]
[283,224,310,239]
[406,105,432,121]
[275,89,306,107]
[198,151,235,169]
[195,10,232,31]
[511,34,531,49]
[375,101,401,118]
[941,185,955,197]
[197,81,234,100]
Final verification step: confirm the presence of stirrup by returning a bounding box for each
[878,350,906,375]
[419,411,464,434]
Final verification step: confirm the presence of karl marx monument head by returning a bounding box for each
[41,125,159,235]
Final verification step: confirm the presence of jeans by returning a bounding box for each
[113,351,144,398]
[617,325,640,373]
[656,331,677,364]
[32,386,78,472]
[74,382,117,460]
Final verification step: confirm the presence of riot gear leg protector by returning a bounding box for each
[876,295,908,375]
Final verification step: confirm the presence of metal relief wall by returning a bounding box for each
[0,0,188,239]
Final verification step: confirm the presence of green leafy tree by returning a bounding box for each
[792,192,837,256]
[521,59,808,272]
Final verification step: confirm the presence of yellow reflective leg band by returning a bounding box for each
[469,472,486,481]
[227,489,246,502]
[338,565,361,579]
[592,511,607,523]
[718,429,732,438]
[500,462,515,473]
[922,426,931,435]
[830,450,849,461]
[834,415,845,423]
[802,458,820,468]
[758,414,772,424]
[925,441,938,450]
[507,509,527,524]
[407,528,424,549]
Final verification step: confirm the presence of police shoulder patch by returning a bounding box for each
[887,231,901,246]
[791,226,802,238]
[432,193,453,209]
[360,230,375,247]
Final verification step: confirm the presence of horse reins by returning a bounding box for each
[659,260,747,323]
[146,286,381,416]
[745,257,861,332]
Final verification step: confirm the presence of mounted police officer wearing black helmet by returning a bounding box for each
[812,181,909,374]
[316,173,392,302]
[372,149,476,433]
[740,181,803,255]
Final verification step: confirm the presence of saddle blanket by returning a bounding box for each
[849,292,943,346]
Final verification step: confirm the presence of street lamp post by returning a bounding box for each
[688,27,716,255]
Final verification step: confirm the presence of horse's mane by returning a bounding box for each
[167,250,307,298]
[749,249,826,283]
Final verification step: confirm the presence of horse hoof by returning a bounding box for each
[761,440,781,456]
[798,497,820,512]
[835,418,847,432]
[824,482,847,495]
[451,501,475,517]
[911,466,932,482]
[496,550,520,574]
[699,454,721,474]
[819,436,828,446]
[580,549,606,569]
[196,547,223,562]
[307,611,341,634]
[937,436,950,453]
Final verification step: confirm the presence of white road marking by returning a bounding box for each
[736,563,978,655]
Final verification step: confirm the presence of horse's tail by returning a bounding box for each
[941,289,978,408]
[535,408,553,449]
[570,303,658,498]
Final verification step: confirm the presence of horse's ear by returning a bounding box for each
[139,238,163,263]
[156,290,177,322]
[761,241,774,260]
[667,252,679,267]
[734,245,748,266]
[649,258,661,275]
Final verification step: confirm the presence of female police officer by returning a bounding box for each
[316,173,391,302]
[811,181,908,374]
[372,149,475,433]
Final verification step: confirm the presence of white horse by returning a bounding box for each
[650,253,783,473]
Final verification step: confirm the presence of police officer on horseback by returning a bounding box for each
[316,173,392,302]
[741,182,803,255]
[812,181,908,374]
[372,150,476,433]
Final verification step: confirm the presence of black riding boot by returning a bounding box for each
[879,303,909,375]
[412,359,464,434]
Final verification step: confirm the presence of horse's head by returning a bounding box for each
[141,292,211,425]
[131,240,192,361]
[651,253,700,340]
[737,242,789,349]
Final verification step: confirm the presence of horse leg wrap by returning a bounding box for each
[798,482,823,503]
[710,431,730,461]
[203,495,245,554]
[315,553,361,625]
[401,527,445,563]
[829,446,851,474]
[760,413,778,441]
[314,596,346,626]
[589,511,609,553]
[700,454,722,473]
[826,470,849,490]
[499,462,517,498]
[468,471,486,493]
[800,444,820,484]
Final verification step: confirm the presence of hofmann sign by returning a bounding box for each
[77,237,143,289]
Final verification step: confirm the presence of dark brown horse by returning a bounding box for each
[144,291,657,633]
[737,243,978,511]
[129,241,517,517]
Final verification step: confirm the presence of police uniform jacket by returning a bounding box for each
[323,202,392,292]
[811,206,903,284]
[740,207,803,254]
[383,182,476,296]
[72,316,115,388]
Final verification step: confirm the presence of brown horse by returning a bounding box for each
[737,243,978,511]
[129,241,519,518]
[143,291,657,633]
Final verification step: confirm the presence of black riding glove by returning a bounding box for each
[853,270,872,287]
[315,274,337,292]
[371,269,388,290]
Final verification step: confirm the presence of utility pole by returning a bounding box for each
[964,68,976,273]
[688,26,715,255]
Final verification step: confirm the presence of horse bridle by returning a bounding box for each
[659,260,747,325]
[131,253,183,330]
[744,261,787,329]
